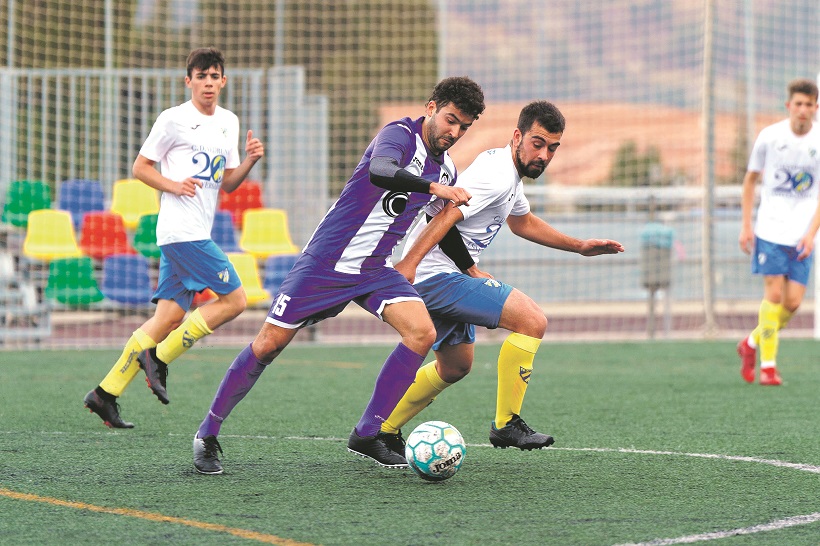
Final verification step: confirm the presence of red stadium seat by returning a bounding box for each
[79,211,137,260]
[218,180,264,229]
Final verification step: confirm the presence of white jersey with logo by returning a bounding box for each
[138,100,240,246]
[749,118,820,246]
[404,145,530,283]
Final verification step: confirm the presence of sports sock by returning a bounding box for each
[758,299,779,366]
[382,361,452,434]
[495,333,541,429]
[197,343,270,439]
[750,302,792,348]
[99,329,157,397]
[156,308,213,364]
[355,343,424,437]
[777,304,793,330]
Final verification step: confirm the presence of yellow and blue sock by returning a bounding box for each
[155,308,213,364]
[495,333,541,429]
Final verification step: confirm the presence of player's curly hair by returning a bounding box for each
[186,47,226,78]
[428,76,486,119]
[517,100,566,135]
[787,78,819,101]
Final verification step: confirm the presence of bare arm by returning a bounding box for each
[738,170,759,255]
[132,155,201,197]
[394,202,465,283]
[507,212,625,255]
[797,195,820,260]
[221,130,265,193]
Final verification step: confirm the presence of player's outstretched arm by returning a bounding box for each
[507,212,624,255]
[369,156,471,206]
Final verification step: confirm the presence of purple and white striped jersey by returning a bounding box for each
[302,116,457,274]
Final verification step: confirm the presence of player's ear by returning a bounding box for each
[185,76,192,88]
[425,100,437,117]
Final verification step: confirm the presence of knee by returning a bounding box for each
[407,322,437,354]
[440,361,471,383]
[518,311,547,339]
[252,329,289,361]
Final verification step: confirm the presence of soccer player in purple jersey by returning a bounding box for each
[193,76,485,473]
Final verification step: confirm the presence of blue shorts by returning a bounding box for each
[265,253,422,328]
[752,237,813,286]
[154,240,241,309]
[414,272,514,350]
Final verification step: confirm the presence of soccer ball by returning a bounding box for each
[405,421,465,481]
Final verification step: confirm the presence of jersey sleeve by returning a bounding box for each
[138,109,176,163]
[747,127,770,172]
[510,188,531,216]
[456,158,505,221]
[372,122,416,166]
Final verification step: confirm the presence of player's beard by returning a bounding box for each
[514,144,546,179]
[426,120,455,155]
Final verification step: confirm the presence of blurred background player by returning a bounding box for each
[737,78,820,386]
[383,100,624,451]
[83,47,265,427]
[192,76,485,474]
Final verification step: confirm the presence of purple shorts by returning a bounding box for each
[265,253,422,328]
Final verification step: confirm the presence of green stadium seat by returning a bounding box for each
[44,256,104,306]
[132,213,161,259]
[1,180,52,228]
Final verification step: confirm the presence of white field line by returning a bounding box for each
[6,431,820,543]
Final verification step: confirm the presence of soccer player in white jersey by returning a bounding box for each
[380,101,624,451]
[84,48,265,428]
[737,78,820,386]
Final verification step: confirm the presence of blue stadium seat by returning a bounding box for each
[211,210,241,253]
[263,253,299,295]
[58,179,106,233]
[101,254,154,305]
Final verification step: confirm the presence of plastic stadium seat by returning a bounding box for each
[239,208,300,260]
[44,256,104,306]
[58,179,105,232]
[263,253,299,295]
[79,211,137,260]
[109,178,160,230]
[1,180,52,228]
[22,210,83,262]
[101,254,154,305]
[132,213,161,260]
[227,252,270,306]
[210,210,241,253]
[218,180,263,229]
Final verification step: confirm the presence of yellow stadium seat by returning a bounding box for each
[23,209,83,261]
[110,179,160,230]
[227,252,271,306]
[239,208,300,260]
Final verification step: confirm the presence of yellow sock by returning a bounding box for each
[155,308,213,364]
[752,303,793,347]
[495,333,541,429]
[382,361,451,434]
[777,304,793,330]
[99,329,157,397]
[758,300,779,364]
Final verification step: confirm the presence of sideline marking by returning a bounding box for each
[0,488,314,546]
